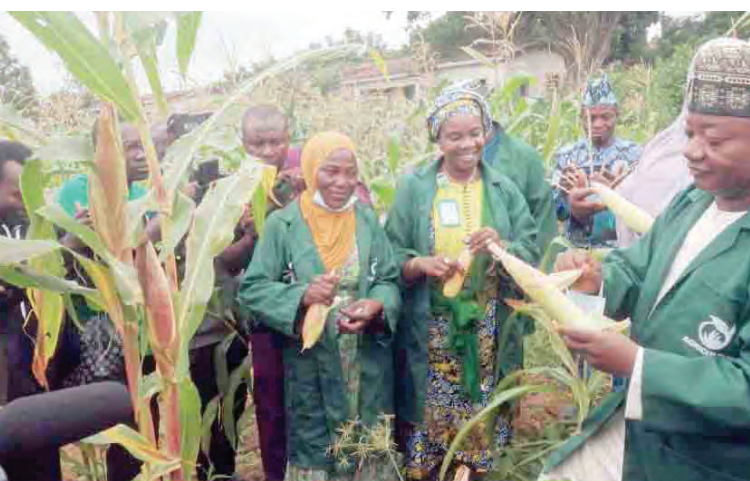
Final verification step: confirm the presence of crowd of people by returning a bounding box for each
[1,35,750,481]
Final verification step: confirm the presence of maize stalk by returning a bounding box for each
[487,243,625,332]
[443,249,473,298]
[591,182,654,234]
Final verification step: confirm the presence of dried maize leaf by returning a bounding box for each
[488,243,617,331]
[301,303,331,351]
[443,249,473,298]
[591,182,654,234]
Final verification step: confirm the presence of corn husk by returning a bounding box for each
[546,269,583,291]
[591,182,654,234]
[488,243,624,331]
[442,249,473,298]
[301,303,331,351]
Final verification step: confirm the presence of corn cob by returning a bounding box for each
[487,243,623,331]
[591,182,654,234]
[301,303,331,351]
[443,249,473,298]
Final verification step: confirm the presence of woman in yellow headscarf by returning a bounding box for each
[239,132,403,480]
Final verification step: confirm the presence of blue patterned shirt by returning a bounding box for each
[552,137,643,247]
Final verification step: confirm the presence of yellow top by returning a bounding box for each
[432,173,483,261]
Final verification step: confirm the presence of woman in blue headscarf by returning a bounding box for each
[385,85,540,480]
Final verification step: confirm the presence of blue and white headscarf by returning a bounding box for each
[582,74,617,108]
[427,83,493,143]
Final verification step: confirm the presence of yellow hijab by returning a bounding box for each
[299,132,357,272]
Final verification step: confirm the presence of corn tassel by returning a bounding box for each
[487,243,625,331]
[443,249,473,298]
[591,182,654,234]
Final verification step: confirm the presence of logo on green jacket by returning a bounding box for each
[698,315,736,351]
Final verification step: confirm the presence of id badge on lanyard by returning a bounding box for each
[437,199,461,227]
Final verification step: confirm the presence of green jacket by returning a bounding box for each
[384,157,540,424]
[546,186,750,481]
[237,201,401,470]
[484,125,557,253]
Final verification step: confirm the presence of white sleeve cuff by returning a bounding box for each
[625,347,644,421]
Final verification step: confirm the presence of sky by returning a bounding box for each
[0,11,413,95]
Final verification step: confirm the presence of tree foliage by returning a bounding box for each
[656,11,750,59]
[0,33,38,117]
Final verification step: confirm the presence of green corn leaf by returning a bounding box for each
[0,265,101,306]
[251,177,268,238]
[369,181,395,211]
[9,12,140,120]
[135,30,167,116]
[222,355,252,450]
[179,377,203,475]
[176,12,202,78]
[200,395,221,458]
[0,237,61,265]
[85,424,178,467]
[37,204,109,258]
[158,192,196,261]
[542,91,561,166]
[214,332,237,395]
[439,384,547,481]
[179,164,262,344]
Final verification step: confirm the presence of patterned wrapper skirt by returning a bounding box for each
[404,299,512,480]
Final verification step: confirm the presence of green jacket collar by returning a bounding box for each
[271,200,373,298]
[413,156,507,187]
[646,187,750,317]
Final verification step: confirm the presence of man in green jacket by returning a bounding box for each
[541,37,750,481]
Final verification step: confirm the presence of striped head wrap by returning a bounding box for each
[427,84,493,142]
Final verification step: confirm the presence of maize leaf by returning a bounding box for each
[178,377,202,476]
[443,249,473,298]
[438,384,547,481]
[0,237,60,264]
[222,356,252,450]
[251,165,277,238]
[19,158,67,389]
[84,423,177,466]
[179,164,263,345]
[591,182,654,234]
[301,303,331,351]
[488,243,620,331]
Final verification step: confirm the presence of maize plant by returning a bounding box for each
[1,11,360,480]
[440,243,627,480]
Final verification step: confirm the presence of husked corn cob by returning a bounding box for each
[443,249,473,298]
[301,303,331,351]
[591,182,654,234]
[487,243,621,331]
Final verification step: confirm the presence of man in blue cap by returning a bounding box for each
[553,74,643,247]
